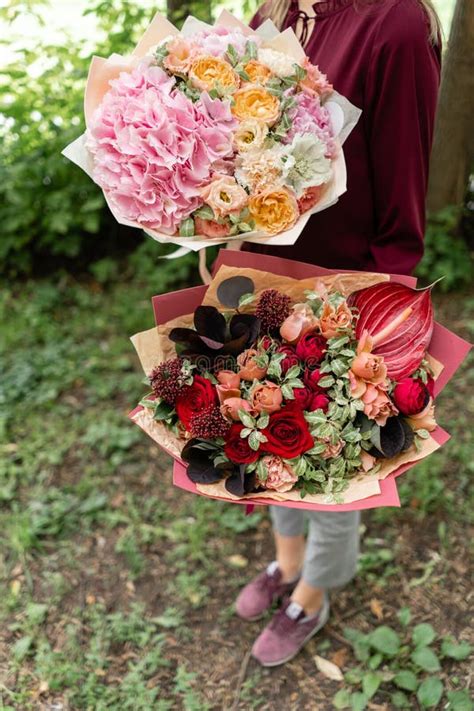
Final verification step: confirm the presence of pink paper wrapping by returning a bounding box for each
[129,249,471,511]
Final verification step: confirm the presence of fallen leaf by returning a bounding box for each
[86,594,96,605]
[227,554,248,568]
[331,647,349,668]
[314,654,344,681]
[370,598,384,620]
[38,680,49,695]
[94,668,106,677]
[10,580,21,596]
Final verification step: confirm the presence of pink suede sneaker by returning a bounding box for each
[235,562,300,621]
[251,596,330,666]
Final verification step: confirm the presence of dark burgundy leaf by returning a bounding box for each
[229,313,261,342]
[181,439,229,484]
[217,276,255,308]
[400,418,415,452]
[370,416,406,458]
[194,305,226,343]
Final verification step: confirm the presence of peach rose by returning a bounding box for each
[319,301,353,339]
[348,369,367,399]
[200,174,248,218]
[318,437,344,460]
[232,86,280,125]
[250,381,283,414]
[220,397,254,422]
[233,119,268,153]
[280,303,319,344]
[243,60,273,85]
[408,399,437,432]
[194,216,231,238]
[351,331,387,385]
[362,383,398,426]
[237,349,268,381]
[257,455,298,493]
[249,187,299,235]
[297,185,324,214]
[189,55,239,92]
[163,37,197,74]
[299,57,333,97]
[217,370,240,389]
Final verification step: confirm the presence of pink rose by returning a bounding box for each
[220,397,254,422]
[360,451,377,472]
[194,216,231,238]
[280,303,318,344]
[362,383,398,426]
[297,185,324,214]
[257,455,298,493]
[299,58,333,98]
[200,174,248,218]
[319,437,344,460]
[250,381,283,414]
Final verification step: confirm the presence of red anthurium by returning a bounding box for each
[349,282,434,380]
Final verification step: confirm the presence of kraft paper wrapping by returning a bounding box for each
[62,11,362,253]
[129,265,447,507]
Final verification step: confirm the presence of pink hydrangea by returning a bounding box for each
[193,27,258,58]
[86,59,236,234]
[284,90,337,157]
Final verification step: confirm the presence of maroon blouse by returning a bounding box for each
[246,0,441,275]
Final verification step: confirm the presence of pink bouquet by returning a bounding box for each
[63,11,360,253]
[129,250,470,511]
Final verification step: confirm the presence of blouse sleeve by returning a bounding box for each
[364,1,441,275]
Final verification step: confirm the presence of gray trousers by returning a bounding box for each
[270,505,360,589]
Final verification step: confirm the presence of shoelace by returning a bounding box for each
[269,605,302,634]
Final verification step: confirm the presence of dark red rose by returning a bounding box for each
[260,335,274,351]
[175,375,218,431]
[303,367,325,391]
[292,386,313,410]
[295,332,327,365]
[309,392,330,413]
[262,405,314,458]
[426,374,435,398]
[392,377,430,416]
[224,424,260,464]
[277,345,300,374]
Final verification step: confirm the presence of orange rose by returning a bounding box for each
[243,60,273,85]
[216,370,240,389]
[189,56,239,92]
[360,450,377,472]
[163,37,197,75]
[237,349,268,381]
[351,331,387,385]
[408,399,437,432]
[319,301,353,339]
[250,381,283,414]
[232,85,280,125]
[249,187,299,235]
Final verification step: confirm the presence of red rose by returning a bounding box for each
[260,336,275,351]
[295,332,326,365]
[224,424,260,464]
[309,392,330,413]
[175,375,218,431]
[292,386,313,410]
[392,377,430,416]
[303,367,324,391]
[262,406,314,458]
[277,345,300,374]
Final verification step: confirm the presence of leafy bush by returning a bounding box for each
[416,207,473,291]
[0,0,160,276]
